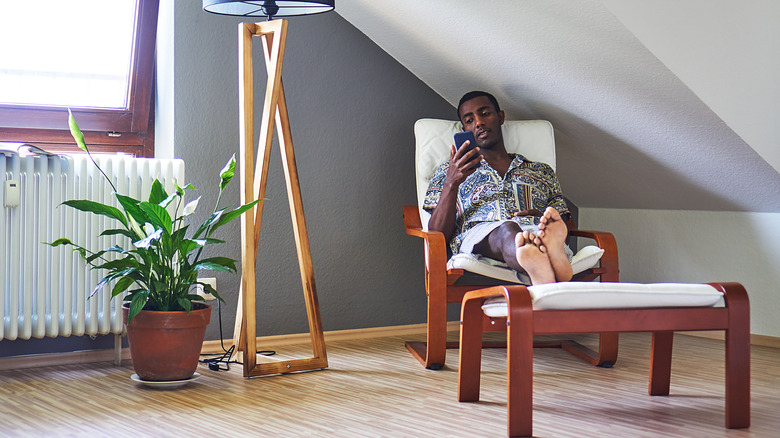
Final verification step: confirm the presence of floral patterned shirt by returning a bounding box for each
[423,154,569,253]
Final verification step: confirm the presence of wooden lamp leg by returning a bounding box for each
[233,19,328,377]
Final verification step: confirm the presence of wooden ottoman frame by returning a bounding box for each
[457,282,750,437]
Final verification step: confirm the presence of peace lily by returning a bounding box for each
[48,110,258,322]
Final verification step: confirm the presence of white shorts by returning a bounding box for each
[459,219,573,261]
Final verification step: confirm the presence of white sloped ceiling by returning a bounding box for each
[337,0,780,212]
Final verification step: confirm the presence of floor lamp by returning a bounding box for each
[203,1,335,377]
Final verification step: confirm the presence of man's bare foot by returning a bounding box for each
[515,231,555,285]
[537,207,573,282]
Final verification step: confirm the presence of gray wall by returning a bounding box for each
[162,1,455,340]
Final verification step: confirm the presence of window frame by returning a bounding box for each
[0,0,159,157]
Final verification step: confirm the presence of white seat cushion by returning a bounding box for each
[448,245,604,285]
[449,253,531,284]
[481,282,725,317]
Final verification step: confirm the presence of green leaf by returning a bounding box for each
[90,268,135,298]
[175,182,195,197]
[68,109,87,152]
[139,202,173,235]
[104,245,127,254]
[199,283,224,302]
[100,228,136,240]
[148,179,167,205]
[73,246,88,260]
[46,237,74,247]
[85,250,109,265]
[178,239,201,257]
[95,258,139,271]
[193,262,234,272]
[170,226,190,248]
[127,291,150,322]
[62,199,127,227]
[91,276,113,298]
[112,276,136,297]
[177,297,193,313]
[193,257,237,272]
[208,200,260,236]
[193,210,224,239]
[115,193,146,226]
[219,155,236,191]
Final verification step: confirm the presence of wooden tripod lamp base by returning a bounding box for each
[232,19,328,377]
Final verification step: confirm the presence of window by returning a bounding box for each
[0,0,159,157]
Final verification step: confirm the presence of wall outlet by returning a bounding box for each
[195,277,217,300]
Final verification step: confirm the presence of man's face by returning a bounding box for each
[458,96,505,149]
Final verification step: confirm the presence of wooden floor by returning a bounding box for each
[0,331,777,437]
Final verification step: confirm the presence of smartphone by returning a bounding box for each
[454,130,477,155]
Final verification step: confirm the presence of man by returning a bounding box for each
[423,91,572,285]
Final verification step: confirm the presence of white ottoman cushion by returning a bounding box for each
[481,282,725,317]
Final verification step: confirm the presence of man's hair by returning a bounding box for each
[457,91,501,120]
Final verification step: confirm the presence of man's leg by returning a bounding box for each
[536,207,573,282]
[472,222,556,285]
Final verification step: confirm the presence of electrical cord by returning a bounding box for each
[200,298,275,372]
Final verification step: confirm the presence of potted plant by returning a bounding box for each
[48,110,258,382]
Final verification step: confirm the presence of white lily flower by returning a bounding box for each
[133,228,162,249]
[144,222,155,236]
[182,197,200,217]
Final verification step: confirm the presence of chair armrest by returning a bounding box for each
[403,205,425,236]
[569,226,619,282]
[403,205,449,277]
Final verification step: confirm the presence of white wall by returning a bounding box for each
[601,0,780,175]
[580,208,780,337]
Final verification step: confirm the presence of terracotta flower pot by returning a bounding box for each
[122,302,211,381]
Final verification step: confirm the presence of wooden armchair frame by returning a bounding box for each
[458,282,750,437]
[403,205,621,370]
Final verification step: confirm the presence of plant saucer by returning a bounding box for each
[130,372,200,389]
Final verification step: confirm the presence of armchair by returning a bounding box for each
[403,118,619,370]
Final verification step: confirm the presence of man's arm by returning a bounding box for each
[427,143,481,243]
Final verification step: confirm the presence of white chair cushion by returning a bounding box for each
[481,282,725,317]
[569,245,605,275]
[448,253,531,284]
[448,245,605,285]
[414,118,556,229]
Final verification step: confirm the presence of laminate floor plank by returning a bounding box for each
[0,332,776,437]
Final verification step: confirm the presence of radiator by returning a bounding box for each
[1,153,185,341]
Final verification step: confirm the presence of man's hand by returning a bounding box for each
[514,209,544,218]
[444,142,481,189]
[427,142,481,241]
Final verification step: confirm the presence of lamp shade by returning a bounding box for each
[203,0,334,18]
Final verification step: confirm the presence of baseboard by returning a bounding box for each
[0,347,132,371]
[0,322,442,371]
[2,322,776,370]
[679,331,780,349]
[201,322,457,354]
